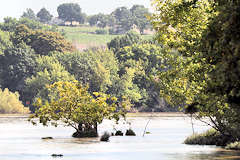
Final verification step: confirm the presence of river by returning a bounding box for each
[0,113,239,160]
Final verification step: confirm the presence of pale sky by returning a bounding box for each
[0,0,152,22]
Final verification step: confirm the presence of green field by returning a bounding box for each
[58,26,153,50]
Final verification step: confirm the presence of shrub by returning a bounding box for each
[184,129,222,145]
[0,88,29,114]
[95,29,108,35]
[226,142,240,150]
[115,130,123,136]
[100,132,110,141]
[126,129,136,136]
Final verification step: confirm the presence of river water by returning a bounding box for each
[0,114,239,160]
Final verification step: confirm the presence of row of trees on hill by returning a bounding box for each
[21,3,151,34]
[0,17,171,114]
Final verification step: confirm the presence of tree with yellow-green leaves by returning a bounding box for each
[151,0,240,144]
[29,81,127,138]
[0,88,29,114]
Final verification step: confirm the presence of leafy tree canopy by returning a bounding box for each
[37,8,53,23]
[29,81,127,137]
[21,8,37,21]
[151,0,240,139]
[0,42,36,95]
[107,31,142,53]
[12,24,74,55]
[57,3,85,23]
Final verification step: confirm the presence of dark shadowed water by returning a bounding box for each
[0,114,239,160]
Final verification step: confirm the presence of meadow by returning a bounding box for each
[58,26,153,50]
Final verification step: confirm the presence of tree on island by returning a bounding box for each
[37,8,53,23]
[29,81,127,137]
[57,3,85,24]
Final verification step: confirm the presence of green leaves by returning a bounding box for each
[30,81,126,131]
[152,0,240,138]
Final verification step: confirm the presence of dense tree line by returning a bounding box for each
[0,17,169,113]
[20,3,151,34]
[89,5,151,34]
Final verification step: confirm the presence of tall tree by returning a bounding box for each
[57,3,85,23]
[130,5,150,34]
[151,0,240,142]
[21,8,37,21]
[111,7,133,33]
[37,8,53,23]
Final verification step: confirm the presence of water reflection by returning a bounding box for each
[0,114,239,160]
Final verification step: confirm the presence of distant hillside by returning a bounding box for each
[59,26,153,51]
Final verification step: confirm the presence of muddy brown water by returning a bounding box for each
[0,113,239,160]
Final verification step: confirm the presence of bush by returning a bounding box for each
[184,129,223,145]
[226,142,240,150]
[0,88,29,114]
[115,130,123,136]
[125,129,136,136]
[95,29,108,35]
[100,132,110,141]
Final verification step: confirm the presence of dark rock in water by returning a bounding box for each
[125,129,136,136]
[51,154,63,157]
[100,132,110,141]
[115,130,123,136]
[41,137,53,139]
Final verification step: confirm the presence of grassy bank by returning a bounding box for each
[184,129,239,148]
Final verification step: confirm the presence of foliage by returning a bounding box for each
[0,42,36,96]
[151,0,240,140]
[24,55,75,106]
[54,48,118,93]
[29,81,127,137]
[88,14,110,28]
[57,3,85,23]
[225,142,240,150]
[37,8,53,23]
[125,129,136,136]
[130,5,151,34]
[107,31,142,53]
[12,24,74,55]
[0,30,11,55]
[111,7,133,33]
[95,29,108,35]
[0,88,29,114]
[184,129,233,146]
[21,8,37,21]
[114,42,166,109]
[0,17,42,32]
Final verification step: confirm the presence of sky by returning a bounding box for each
[0,0,153,22]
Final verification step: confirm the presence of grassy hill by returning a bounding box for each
[58,26,153,51]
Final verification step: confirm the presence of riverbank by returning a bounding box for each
[0,114,30,118]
